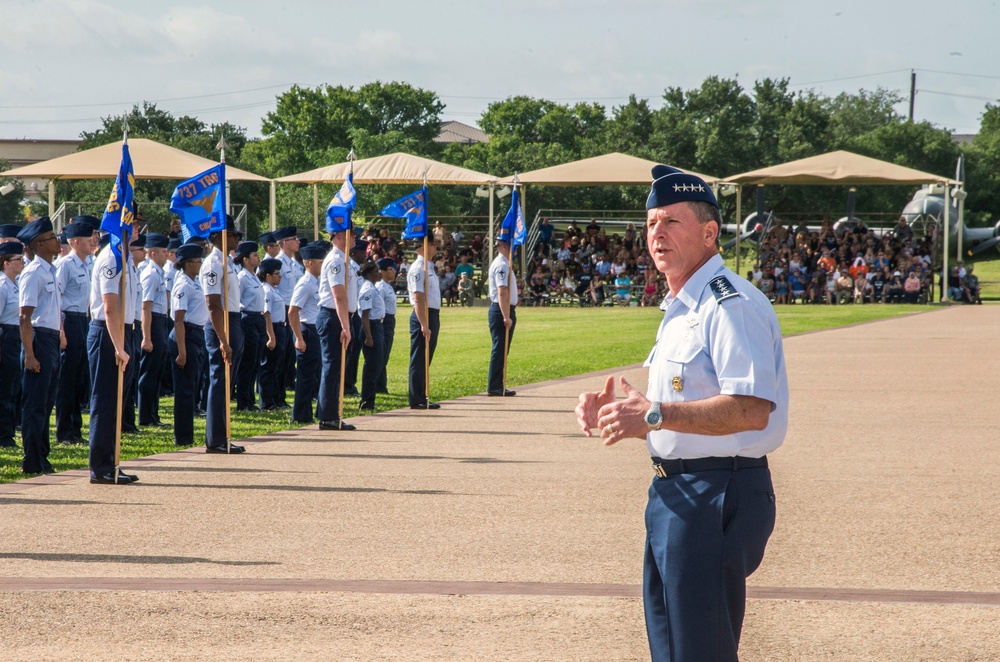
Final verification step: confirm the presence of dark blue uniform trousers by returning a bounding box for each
[169,322,204,447]
[360,319,384,409]
[56,312,88,442]
[258,322,285,409]
[643,466,776,662]
[344,311,362,392]
[21,329,59,474]
[197,341,209,411]
[292,322,320,423]
[281,306,294,403]
[408,308,439,407]
[120,325,140,430]
[204,313,244,449]
[487,303,516,394]
[315,308,346,423]
[138,313,168,425]
[236,312,265,409]
[87,321,122,478]
[0,325,22,446]
[377,313,395,393]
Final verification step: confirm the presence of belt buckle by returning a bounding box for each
[652,462,668,479]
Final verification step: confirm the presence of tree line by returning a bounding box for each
[15,78,1000,236]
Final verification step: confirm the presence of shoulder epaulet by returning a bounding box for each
[708,275,740,303]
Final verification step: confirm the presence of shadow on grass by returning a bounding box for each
[0,552,277,566]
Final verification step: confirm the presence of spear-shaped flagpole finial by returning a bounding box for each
[122,117,130,143]
[423,164,428,188]
[216,136,229,164]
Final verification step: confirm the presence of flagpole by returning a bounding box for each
[218,137,232,454]
[501,176,517,395]
[339,149,355,429]
[114,121,129,484]
[422,168,430,408]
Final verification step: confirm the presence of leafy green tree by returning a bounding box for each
[0,158,28,222]
[964,103,1000,225]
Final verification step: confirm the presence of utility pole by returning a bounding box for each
[909,70,916,122]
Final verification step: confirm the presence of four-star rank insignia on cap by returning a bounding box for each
[709,275,739,303]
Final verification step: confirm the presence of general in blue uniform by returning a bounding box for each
[576,167,788,662]
[0,242,25,448]
[17,219,63,475]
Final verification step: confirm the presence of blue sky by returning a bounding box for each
[3,0,999,139]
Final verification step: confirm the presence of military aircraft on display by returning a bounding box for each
[899,187,1000,256]
[720,187,859,251]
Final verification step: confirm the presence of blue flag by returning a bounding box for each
[169,163,227,242]
[381,186,428,240]
[100,141,136,270]
[326,172,357,233]
[499,187,526,248]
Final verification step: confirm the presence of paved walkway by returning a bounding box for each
[1,305,998,660]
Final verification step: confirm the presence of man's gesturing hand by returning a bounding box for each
[575,375,616,437]
[596,377,652,446]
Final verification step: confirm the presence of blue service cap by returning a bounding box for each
[645,165,718,211]
[272,226,298,241]
[299,241,328,261]
[0,224,23,239]
[167,238,183,251]
[235,241,258,257]
[144,233,169,249]
[0,242,24,256]
[64,223,93,239]
[175,243,203,262]
[129,234,147,248]
[258,232,276,245]
[376,257,396,271]
[17,217,53,245]
[70,215,100,229]
[259,257,282,274]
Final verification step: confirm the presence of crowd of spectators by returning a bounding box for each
[338,215,983,308]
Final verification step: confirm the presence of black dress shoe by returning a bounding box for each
[142,420,170,428]
[343,387,360,397]
[488,389,517,397]
[318,420,357,431]
[358,402,375,411]
[90,472,136,485]
[174,440,193,447]
[206,444,246,454]
[121,424,141,434]
[0,440,17,448]
[118,470,139,482]
[409,402,441,410]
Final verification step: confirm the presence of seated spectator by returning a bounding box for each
[836,270,854,304]
[614,273,631,307]
[432,220,446,249]
[558,269,576,299]
[641,269,659,307]
[450,225,464,251]
[538,218,553,247]
[586,219,600,237]
[807,275,825,304]
[458,273,475,307]
[886,271,905,303]
[824,270,838,305]
[575,263,594,305]
[530,266,548,307]
[774,272,789,304]
[870,268,888,303]
[758,270,776,301]
[947,266,963,302]
[455,254,474,282]
[439,264,457,306]
[556,244,571,263]
[788,269,806,303]
[854,274,873,304]
[962,265,981,304]
[903,271,922,303]
[849,256,868,280]
[469,234,484,262]
[594,252,612,277]
[746,270,759,289]
[588,273,605,306]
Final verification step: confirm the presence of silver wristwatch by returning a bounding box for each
[644,401,663,431]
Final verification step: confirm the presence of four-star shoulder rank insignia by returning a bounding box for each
[709,275,739,303]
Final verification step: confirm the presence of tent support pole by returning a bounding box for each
[313,184,319,240]
[488,184,495,269]
[734,186,742,276]
[269,181,277,231]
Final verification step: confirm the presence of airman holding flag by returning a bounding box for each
[487,183,525,397]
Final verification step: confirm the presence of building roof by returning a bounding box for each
[434,121,489,145]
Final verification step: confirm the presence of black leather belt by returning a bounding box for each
[651,455,767,479]
[241,311,263,317]
[184,322,204,332]
[1,324,18,332]
[152,312,168,319]
[63,311,88,319]
[35,327,60,339]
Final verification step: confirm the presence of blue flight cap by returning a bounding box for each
[296,235,309,246]
[70,215,100,229]
[17,217,53,245]
[351,238,368,253]
[144,233,169,249]
[175,243,203,262]
[64,223,93,239]
[646,165,718,211]
[167,238,183,251]
[209,214,237,236]
[235,241,258,258]
[235,230,244,241]
[0,224,23,239]
[129,234,147,248]
[272,226,298,241]
[299,241,328,261]
[258,232,276,245]
[376,257,396,271]
[0,242,24,256]
[258,257,283,274]
[58,232,68,245]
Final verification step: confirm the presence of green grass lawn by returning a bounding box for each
[0,301,938,483]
